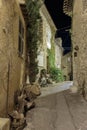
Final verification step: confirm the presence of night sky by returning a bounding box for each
[45,0,72,54]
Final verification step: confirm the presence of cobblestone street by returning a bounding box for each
[24,83,87,130]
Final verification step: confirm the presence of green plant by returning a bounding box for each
[49,67,64,82]
[26,0,42,83]
[47,49,55,69]
[47,34,55,70]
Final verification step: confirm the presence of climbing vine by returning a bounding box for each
[26,0,42,83]
[47,31,64,82]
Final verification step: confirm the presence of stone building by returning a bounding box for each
[0,0,56,116]
[37,2,57,72]
[62,0,87,94]
[63,0,73,16]
[55,37,63,69]
[72,0,87,95]
[0,0,27,116]
[61,52,72,81]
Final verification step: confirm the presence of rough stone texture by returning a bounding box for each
[24,83,41,97]
[63,0,73,16]
[0,118,10,130]
[0,0,26,116]
[37,4,56,71]
[62,52,72,80]
[72,0,87,95]
[55,38,63,69]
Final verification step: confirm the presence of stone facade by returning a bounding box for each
[0,0,26,116]
[61,52,72,81]
[37,3,57,72]
[72,0,87,94]
[55,38,63,69]
[63,0,73,16]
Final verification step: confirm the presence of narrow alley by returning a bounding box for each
[1,0,87,130]
[24,84,87,130]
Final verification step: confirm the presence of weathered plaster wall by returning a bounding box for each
[0,0,26,116]
[72,0,87,95]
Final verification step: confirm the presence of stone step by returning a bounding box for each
[0,118,10,130]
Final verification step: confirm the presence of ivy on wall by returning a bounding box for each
[47,31,64,82]
[26,0,42,83]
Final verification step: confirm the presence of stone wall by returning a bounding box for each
[72,0,87,95]
[61,52,72,81]
[38,4,56,71]
[55,38,63,69]
[0,0,26,116]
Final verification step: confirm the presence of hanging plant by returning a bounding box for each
[26,0,42,83]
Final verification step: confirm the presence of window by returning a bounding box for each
[18,19,24,56]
